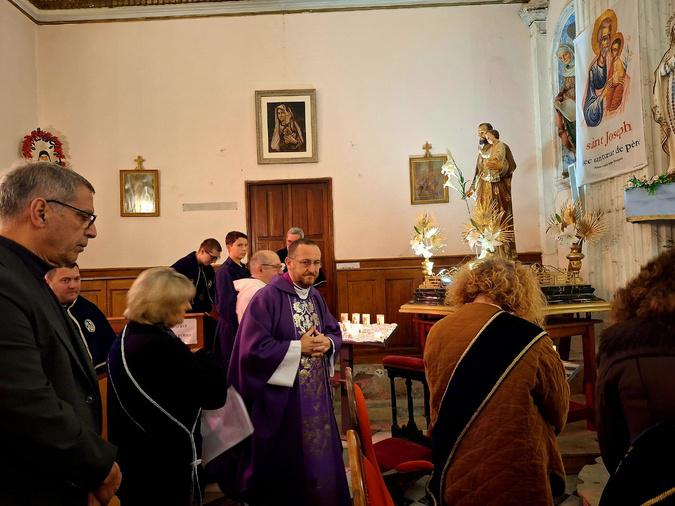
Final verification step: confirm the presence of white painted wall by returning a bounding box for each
[0,3,37,170]
[33,4,539,268]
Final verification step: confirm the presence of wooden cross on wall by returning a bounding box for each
[422,142,432,157]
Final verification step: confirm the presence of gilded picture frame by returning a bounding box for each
[409,154,449,205]
[255,89,318,164]
[119,169,160,217]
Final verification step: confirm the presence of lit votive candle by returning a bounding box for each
[376,314,385,325]
[361,314,371,325]
[340,313,349,323]
[351,313,361,324]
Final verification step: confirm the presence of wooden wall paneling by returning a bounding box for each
[384,273,421,348]
[80,279,108,314]
[336,266,425,354]
[346,280,379,318]
[337,252,543,270]
[108,278,135,317]
[80,267,145,278]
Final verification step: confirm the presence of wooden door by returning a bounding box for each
[246,179,336,311]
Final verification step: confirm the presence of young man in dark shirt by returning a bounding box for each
[224,231,250,281]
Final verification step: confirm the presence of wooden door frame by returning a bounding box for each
[245,177,337,311]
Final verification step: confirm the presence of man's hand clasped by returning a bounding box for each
[300,326,331,357]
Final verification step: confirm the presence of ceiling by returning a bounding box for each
[27,0,237,8]
[10,0,528,24]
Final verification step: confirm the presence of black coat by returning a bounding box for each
[172,252,216,313]
[596,315,675,473]
[107,321,226,506]
[67,295,116,372]
[0,237,116,506]
[224,257,250,281]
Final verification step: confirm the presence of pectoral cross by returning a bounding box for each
[134,155,145,170]
[422,142,432,157]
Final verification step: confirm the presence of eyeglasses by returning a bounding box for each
[207,252,221,262]
[261,263,284,270]
[288,258,322,268]
[46,199,97,228]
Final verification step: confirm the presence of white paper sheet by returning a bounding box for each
[200,386,254,464]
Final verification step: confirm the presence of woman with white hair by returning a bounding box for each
[107,267,226,506]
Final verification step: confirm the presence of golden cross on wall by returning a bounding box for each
[422,142,432,157]
[134,155,145,170]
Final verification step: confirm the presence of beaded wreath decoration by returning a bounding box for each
[21,128,66,166]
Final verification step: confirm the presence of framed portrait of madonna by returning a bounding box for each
[255,89,317,164]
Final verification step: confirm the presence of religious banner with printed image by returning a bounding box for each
[574,0,647,186]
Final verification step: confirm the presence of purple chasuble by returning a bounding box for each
[227,274,350,506]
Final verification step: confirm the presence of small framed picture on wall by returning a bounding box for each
[255,89,317,164]
[119,169,160,217]
[409,154,449,205]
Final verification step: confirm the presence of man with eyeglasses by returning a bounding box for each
[0,163,120,506]
[227,238,349,506]
[232,250,283,322]
[276,226,326,287]
[171,238,221,315]
[171,238,222,351]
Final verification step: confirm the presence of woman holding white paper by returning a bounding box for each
[107,267,226,506]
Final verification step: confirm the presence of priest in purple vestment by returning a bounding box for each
[227,239,350,506]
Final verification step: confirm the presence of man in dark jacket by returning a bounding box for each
[171,238,221,314]
[45,264,116,373]
[172,238,222,351]
[0,163,120,505]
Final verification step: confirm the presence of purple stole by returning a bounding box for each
[427,311,546,506]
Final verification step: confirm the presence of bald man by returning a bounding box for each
[234,250,283,322]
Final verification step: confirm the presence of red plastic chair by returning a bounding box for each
[352,382,433,475]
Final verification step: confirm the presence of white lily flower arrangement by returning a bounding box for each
[463,201,514,260]
[441,149,471,215]
[440,147,514,259]
[410,212,445,260]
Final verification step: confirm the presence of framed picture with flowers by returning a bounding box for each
[409,154,449,205]
[255,89,317,164]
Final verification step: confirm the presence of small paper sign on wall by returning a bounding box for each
[172,318,198,345]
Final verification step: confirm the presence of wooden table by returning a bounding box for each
[399,300,611,318]
[399,301,611,429]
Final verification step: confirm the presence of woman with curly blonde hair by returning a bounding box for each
[596,249,675,505]
[425,258,568,506]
